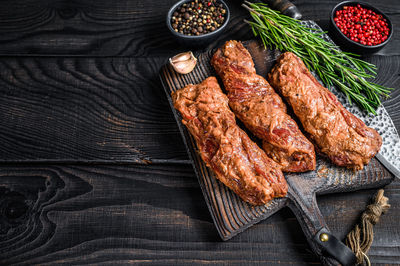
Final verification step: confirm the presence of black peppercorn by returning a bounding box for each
[171,0,226,36]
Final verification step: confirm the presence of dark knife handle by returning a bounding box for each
[263,0,302,19]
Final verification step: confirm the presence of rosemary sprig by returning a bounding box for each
[243,1,392,114]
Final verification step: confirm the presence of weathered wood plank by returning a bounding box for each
[0,164,399,265]
[0,0,398,265]
[0,54,397,163]
[0,0,398,56]
[0,56,188,162]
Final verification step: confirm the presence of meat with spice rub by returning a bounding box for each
[212,40,316,172]
[268,52,382,170]
[172,77,288,205]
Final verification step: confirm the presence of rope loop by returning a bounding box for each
[345,189,390,265]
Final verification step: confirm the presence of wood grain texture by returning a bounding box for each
[0,0,399,265]
[0,0,248,57]
[0,0,397,56]
[0,56,188,162]
[0,164,399,265]
[0,52,397,163]
[0,0,397,163]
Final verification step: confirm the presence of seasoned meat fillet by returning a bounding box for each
[172,77,288,205]
[212,40,316,172]
[268,52,382,170]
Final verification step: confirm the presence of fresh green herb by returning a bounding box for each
[242,1,392,114]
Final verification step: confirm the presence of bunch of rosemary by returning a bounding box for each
[243,1,392,114]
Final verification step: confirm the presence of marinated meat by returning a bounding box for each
[172,77,288,205]
[268,52,382,170]
[212,40,316,172]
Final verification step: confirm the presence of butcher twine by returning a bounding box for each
[345,189,390,266]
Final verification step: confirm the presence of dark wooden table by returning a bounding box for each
[0,0,399,265]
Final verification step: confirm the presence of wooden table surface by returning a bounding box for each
[0,0,399,265]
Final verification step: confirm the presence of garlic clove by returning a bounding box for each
[170,52,193,63]
[169,51,197,74]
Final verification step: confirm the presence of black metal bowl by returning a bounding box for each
[166,0,230,47]
[329,1,393,54]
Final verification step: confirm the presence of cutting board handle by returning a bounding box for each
[286,175,357,266]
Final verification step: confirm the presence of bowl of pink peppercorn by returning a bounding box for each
[330,1,393,54]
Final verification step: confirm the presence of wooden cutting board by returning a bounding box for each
[159,39,394,264]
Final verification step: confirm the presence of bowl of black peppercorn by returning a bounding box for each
[167,0,230,46]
